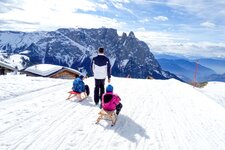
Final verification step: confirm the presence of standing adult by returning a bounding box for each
[91,47,111,106]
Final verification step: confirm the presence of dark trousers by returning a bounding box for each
[94,79,105,105]
[85,85,90,96]
[116,103,123,115]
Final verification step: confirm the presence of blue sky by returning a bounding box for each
[0,0,225,58]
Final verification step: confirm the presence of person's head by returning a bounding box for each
[98,47,104,54]
[106,84,113,93]
[78,75,84,80]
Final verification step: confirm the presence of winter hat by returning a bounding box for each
[106,84,113,92]
[79,75,84,79]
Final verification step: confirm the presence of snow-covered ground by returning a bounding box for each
[0,75,225,150]
[198,82,225,108]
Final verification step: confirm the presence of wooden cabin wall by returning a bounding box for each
[50,70,79,79]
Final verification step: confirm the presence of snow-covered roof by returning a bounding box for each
[63,67,81,75]
[25,64,62,76]
[25,64,80,77]
[0,60,16,71]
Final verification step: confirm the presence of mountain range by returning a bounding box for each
[155,54,225,82]
[0,28,180,80]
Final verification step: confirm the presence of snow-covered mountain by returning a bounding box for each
[198,58,225,75]
[1,75,225,149]
[206,73,225,82]
[155,54,225,82]
[157,58,216,82]
[0,28,179,80]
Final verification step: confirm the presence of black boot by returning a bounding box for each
[94,87,100,105]
[116,103,123,115]
[85,85,90,96]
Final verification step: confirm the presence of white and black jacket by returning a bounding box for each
[91,54,111,79]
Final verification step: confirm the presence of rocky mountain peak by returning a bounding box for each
[128,31,135,38]
[0,28,180,80]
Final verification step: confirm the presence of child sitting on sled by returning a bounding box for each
[66,75,89,100]
[101,84,123,115]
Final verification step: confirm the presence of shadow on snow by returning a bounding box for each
[108,114,150,143]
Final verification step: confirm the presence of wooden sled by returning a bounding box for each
[66,91,87,102]
[96,109,117,126]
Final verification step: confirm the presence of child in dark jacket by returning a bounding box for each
[101,85,122,115]
[72,75,85,93]
[67,75,89,100]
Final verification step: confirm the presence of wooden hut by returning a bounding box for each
[24,64,80,79]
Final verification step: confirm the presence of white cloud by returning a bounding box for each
[166,0,225,21]
[135,30,188,53]
[111,0,130,3]
[136,27,145,31]
[139,18,149,23]
[135,30,225,58]
[153,16,168,21]
[152,42,225,58]
[97,3,108,10]
[201,21,215,28]
[111,0,135,16]
[0,0,127,31]
[0,0,225,58]
[135,30,187,45]
[0,12,126,32]
[155,42,225,58]
[47,0,98,12]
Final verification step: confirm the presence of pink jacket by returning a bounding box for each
[102,92,120,111]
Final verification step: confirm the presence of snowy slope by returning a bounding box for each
[1,75,225,150]
[0,31,44,50]
[198,82,225,108]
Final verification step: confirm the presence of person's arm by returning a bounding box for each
[82,84,86,92]
[72,80,76,91]
[91,59,94,75]
[117,95,121,100]
[107,59,111,82]
[114,94,121,104]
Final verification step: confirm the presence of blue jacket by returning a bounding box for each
[91,54,111,79]
[72,78,85,93]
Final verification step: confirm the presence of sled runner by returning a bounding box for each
[66,91,87,102]
[96,109,117,126]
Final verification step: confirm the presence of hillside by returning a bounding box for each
[198,58,225,74]
[206,73,225,82]
[1,75,225,150]
[155,54,225,82]
[157,58,216,82]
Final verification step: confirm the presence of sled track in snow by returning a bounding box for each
[0,81,80,149]
[1,81,70,104]
[0,101,69,135]
[15,103,78,150]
